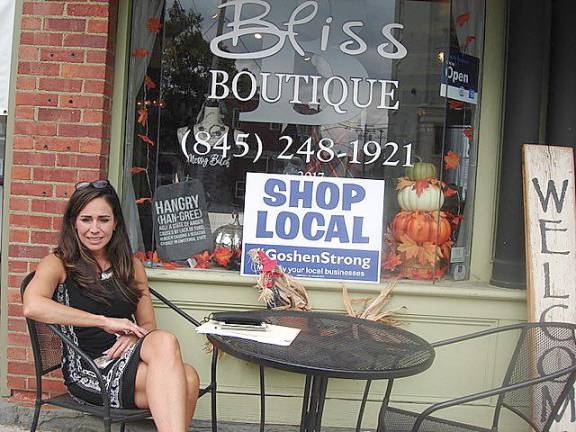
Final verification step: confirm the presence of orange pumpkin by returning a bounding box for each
[391,211,451,245]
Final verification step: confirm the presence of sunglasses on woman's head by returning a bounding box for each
[75,180,111,191]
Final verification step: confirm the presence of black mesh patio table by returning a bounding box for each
[208,310,435,432]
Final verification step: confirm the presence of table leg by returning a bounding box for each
[300,375,329,432]
[259,366,266,432]
[376,379,394,432]
[356,380,372,432]
[211,347,219,432]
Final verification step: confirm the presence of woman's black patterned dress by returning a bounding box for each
[53,269,144,408]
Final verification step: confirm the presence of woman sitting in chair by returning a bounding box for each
[23,180,199,432]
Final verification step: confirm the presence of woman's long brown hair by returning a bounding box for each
[54,183,142,305]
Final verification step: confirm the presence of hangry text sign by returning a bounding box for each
[523,144,576,431]
[241,173,385,283]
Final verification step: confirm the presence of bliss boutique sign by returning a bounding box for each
[207,0,408,125]
[241,173,385,283]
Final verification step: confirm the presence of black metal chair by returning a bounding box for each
[20,271,218,432]
[371,322,576,432]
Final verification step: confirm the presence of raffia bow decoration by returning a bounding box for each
[248,248,311,311]
[342,279,405,326]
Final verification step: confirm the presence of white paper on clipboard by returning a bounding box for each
[196,320,300,346]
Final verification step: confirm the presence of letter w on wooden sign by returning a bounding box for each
[523,144,576,431]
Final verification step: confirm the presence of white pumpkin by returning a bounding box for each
[397,185,444,211]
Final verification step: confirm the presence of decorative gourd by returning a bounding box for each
[391,211,451,245]
[213,211,243,251]
[405,162,437,180]
[397,184,444,211]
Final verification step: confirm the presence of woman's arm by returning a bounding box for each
[23,254,146,337]
[133,257,157,332]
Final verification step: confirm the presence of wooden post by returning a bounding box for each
[523,144,576,431]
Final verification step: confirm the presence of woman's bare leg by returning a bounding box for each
[133,330,198,432]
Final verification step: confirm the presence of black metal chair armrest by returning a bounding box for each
[149,287,202,327]
[46,324,111,407]
[430,322,529,348]
[410,363,576,432]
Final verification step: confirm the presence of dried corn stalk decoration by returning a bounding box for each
[342,279,405,326]
[248,248,311,311]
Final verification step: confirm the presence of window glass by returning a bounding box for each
[123,0,485,281]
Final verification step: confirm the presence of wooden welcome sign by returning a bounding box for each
[523,144,576,431]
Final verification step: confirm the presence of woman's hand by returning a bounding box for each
[105,334,140,359]
[100,317,148,338]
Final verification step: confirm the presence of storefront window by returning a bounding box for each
[123,0,485,282]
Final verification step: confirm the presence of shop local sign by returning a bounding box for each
[241,173,384,283]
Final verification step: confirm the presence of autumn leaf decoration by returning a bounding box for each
[193,251,212,269]
[443,151,460,170]
[132,48,150,58]
[383,252,402,271]
[137,107,148,126]
[456,12,471,26]
[397,236,442,266]
[137,134,155,146]
[147,17,162,33]
[212,246,234,267]
[448,100,464,110]
[144,75,156,90]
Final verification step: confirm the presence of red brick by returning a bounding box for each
[7,333,31,347]
[8,260,30,273]
[58,123,105,139]
[38,108,81,123]
[44,18,86,32]
[59,94,105,109]
[11,167,32,181]
[33,167,78,183]
[18,62,60,77]
[9,390,35,403]
[57,153,101,169]
[8,361,36,376]
[14,121,57,137]
[35,136,80,152]
[8,303,23,316]
[15,106,35,120]
[9,198,30,212]
[62,64,105,79]
[83,110,105,123]
[10,183,53,199]
[16,92,58,107]
[86,50,107,64]
[39,78,82,93]
[10,214,53,230]
[83,80,109,95]
[87,19,108,34]
[76,169,103,182]
[13,136,34,149]
[55,184,75,199]
[8,318,27,333]
[9,229,30,243]
[7,288,22,303]
[27,378,65,393]
[7,376,27,390]
[67,4,109,17]
[40,48,84,63]
[21,16,42,31]
[30,231,60,246]
[52,217,63,231]
[78,139,103,153]
[16,77,37,91]
[22,2,65,15]
[9,245,50,260]
[31,199,67,214]
[63,34,108,49]
[18,46,38,62]
[13,152,56,167]
[21,32,63,47]
[7,347,28,362]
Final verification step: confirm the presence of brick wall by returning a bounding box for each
[6,0,119,401]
